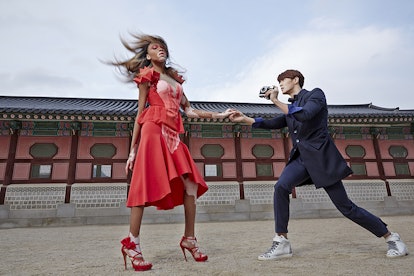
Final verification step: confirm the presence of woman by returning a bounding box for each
[110,33,232,271]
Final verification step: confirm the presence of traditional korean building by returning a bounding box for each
[0,95,413,227]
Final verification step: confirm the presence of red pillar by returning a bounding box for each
[1,130,18,204]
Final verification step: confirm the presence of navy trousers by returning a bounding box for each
[273,154,388,237]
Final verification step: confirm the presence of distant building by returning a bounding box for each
[0,96,413,227]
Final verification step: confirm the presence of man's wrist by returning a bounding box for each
[244,116,255,125]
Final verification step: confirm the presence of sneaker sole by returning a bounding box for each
[258,253,293,261]
[386,252,409,258]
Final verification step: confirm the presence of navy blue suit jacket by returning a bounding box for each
[253,88,353,188]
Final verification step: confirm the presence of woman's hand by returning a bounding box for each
[229,110,246,123]
[125,151,136,174]
[213,108,236,119]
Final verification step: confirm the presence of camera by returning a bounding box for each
[259,85,276,99]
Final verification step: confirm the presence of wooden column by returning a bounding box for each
[126,121,135,196]
[65,123,80,203]
[233,124,244,199]
[281,128,297,198]
[1,128,19,204]
[371,128,391,196]
[182,123,190,148]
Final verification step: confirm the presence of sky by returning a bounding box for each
[1,0,414,109]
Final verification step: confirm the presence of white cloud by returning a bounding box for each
[191,25,414,109]
[1,0,413,110]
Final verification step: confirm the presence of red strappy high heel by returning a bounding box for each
[179,236,208,262]
[121,237,152,271]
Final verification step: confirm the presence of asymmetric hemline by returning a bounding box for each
[126,67,208,210]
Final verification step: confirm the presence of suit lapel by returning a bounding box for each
[296,89,307,106]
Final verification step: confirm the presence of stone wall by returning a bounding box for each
[1,180,414,228]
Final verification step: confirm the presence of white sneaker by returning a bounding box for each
[386,232,408,258]
[258,235,293,260]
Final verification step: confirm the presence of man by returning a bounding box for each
[229,69,408,260]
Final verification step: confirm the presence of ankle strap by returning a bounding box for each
[121,237,140,249]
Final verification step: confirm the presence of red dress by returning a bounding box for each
[126,67,208,210]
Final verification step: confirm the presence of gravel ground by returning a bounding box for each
[0,216,413,276]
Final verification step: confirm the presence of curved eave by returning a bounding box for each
[1,96,414,123]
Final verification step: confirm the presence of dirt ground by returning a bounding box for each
[0,216,413,276]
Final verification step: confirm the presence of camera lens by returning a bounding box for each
[260,86,269,93]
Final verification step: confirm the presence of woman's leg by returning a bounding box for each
[182,175,197,237]
[121,206,152,271]
[181,176,208,261]
[183,192,196,237]
[129,206,144,236]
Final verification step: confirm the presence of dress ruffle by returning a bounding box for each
[127,122,208,210]
[137,89,184,133]
[127,66,207,210]
[133,66,160,85]
[137,105,166,127]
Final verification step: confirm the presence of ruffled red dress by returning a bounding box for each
[126,67,208,210]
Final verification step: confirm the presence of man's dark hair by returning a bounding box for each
[277,69,305,88]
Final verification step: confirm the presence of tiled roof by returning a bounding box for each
[0,96,137,116]
[1,96,414,119]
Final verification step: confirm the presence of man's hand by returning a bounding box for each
[229,110,246,123]
[265,86,279,101]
